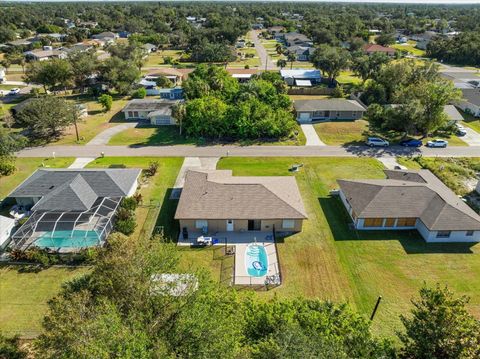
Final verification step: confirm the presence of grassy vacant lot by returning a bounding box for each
[391,41,426,57]
[182,157,480,339]
[144,50,188,67]
[0,157,75,199]
[51,95,130,145]
[0,266,89,337]
[108,125,306,146]
[314,120,468,146]
[314,120,368,145]
[86,157,183,240]
[230,46,261,68]
[397,157,480,196]
[336,70,362,85]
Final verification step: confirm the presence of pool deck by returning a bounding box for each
[177,231,281,286]
[234,242,280,285]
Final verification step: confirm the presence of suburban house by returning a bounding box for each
[92,31,118,44]
[294,99,366,122]
[287,45,312,61]
[282,32,313,47]
[280,69,321,87]
[338,169,480,243]
[24,48,67,61]
[363,43,396,56]
[122,99,182,125]
[137,77,184,98]
[455,89,480,117]
[410,31,438,50]
[0,215,15,249]
[145,68,186,86]
[175,170,307,236]
[267,26,285,40]
[227,68,261,82]
[143,43,157,53]
[7,168,141,251]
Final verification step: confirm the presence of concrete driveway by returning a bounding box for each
[87,122,138,145]
[460,127,480,146]
[300,124,325,146]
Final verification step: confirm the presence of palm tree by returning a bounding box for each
[277,59,287,69]
[275,43,283,55]
[287,53,296,69]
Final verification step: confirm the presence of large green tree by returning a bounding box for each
[24,59,72,92]
[310,45,351,84]
[399,284,480,359]
[0,126,27,176]
[99,57,141,95]
[15,96,76,142]
[68,50,99,90]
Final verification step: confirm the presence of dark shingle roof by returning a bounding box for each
[461,89,480,106]
[338,169,480,231]
[9,169,141,211]
[122,99,180,112]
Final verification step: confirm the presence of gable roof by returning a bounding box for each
[461,89,480,106]
[294,99,366,112]
[9,169,141,212]
[122,99,181,113]
[338,169,480,231]
[363,43,396,54]
[175,170,307,220]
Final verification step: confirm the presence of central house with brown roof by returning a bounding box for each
[175,170,307,235]
[338,169,480,243]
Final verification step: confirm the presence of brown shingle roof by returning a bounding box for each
[338,169,480,231]
[363,43,396,54]
[175,170,307,220]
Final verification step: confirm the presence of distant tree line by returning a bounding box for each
[427,32,480,67]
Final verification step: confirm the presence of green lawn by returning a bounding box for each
[144,50,186,67]
[0,265,89,337]
[391,41,426,57]
[461,111,480,134]
[181,157,480,339]
[108,125,306,146]
[0,157,75,199]
[314,120,369,145]
[86,157,183,240]
[313,120,468,146]
[336,70,362,85]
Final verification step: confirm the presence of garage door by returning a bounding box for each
[299,112,311,123]
[154,118,171,125]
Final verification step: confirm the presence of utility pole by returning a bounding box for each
[370,296,382,321]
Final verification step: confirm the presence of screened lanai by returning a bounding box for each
[10,197,122,252]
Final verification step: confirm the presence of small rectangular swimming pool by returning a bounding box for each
[34,230,100,248]
[245,243,268,277]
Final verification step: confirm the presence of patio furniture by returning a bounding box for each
[196,236,212,246]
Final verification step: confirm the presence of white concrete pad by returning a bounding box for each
[300,124,325,146]
[68,157,96,169]
[460,127,480,146]
[378,157,406,170]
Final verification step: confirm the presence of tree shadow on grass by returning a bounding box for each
[154,188,180,241]
[319,196,476,254]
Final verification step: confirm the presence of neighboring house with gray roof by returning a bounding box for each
[294,99,366,122]
[122,99,182,125]
[455,89,480,117]
[175,170,307,235]
[338,169,480,243]
[8,168,141,251]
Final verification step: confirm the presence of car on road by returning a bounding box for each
[455,124,467,136]
[7,88,20,96]
[399,139,422,147]
[426,139,448,148]
[366,137,389,147]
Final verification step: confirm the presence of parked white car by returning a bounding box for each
[426,139,448,148]
[7,88,20,96]
[366,137,389,147]
[455,123,467,136]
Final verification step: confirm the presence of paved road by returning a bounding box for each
[16,144,480,159]
[249,30,277,71]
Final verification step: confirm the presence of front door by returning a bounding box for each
[248,220,261,231]
[226,219,234,232]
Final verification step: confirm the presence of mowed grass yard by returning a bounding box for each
[314,120,468,146]
[180,157,480,339]
[391,41,426,57]
[108,125,306,146]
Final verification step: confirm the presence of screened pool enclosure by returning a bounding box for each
[10,197,122,251]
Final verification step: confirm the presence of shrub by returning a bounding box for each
[98,94,113,112]
[115,217,136,235]
[0,160,16,176]
[120,197,138,211]
[332,85,346,98]
[25,248,58,266]
[116,207,132,221]
[145,161,159,177]
[132,87,147,99]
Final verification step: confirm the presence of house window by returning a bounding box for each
[195,220,208,229]
[364,218,384,227]
[282,219,295,229]
[384,218,396,227]
[466,230,474,236]
[396,218,416,227]
[436,231,451,238]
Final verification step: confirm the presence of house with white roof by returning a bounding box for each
[280,69,321,87]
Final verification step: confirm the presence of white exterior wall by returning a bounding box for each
[0,216,15,248]
[456,100,480,117]
[417,219,480,242]
[123,110,150,120]
[150,115,175,126]
[126,179,139,197]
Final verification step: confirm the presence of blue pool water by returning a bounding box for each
[245,244,268,277]
[35,230,100,248]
